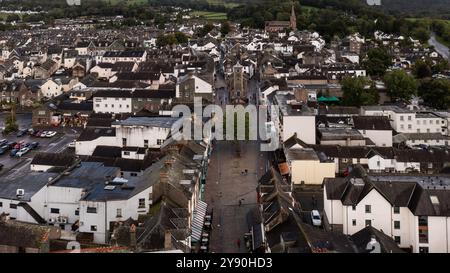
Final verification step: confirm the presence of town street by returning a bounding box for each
[204,141,268,253]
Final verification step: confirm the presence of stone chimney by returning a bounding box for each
[164,230,173,250]
[294,87,308,103]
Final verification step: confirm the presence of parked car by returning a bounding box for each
[40,131,49,138]
[10,149,19,157]
[14,141,25,150]
[7,141,16,149]
[311,210,322,227]
[29,142,39,149]
[28,128,36,136]
[0,139,7,146]
[45,131,57,138]
[16,129,28,137]
[33,130,43,137]
[0,145,9,155]
[15,147,30,157]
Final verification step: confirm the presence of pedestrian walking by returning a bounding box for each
[236,239,241,249]
[238,200,242,206]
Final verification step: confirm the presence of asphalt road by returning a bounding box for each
[205,141,268,253]
[429,34,450,61]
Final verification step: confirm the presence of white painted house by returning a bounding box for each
[362,106,447,135]
[40,79,62,98]
[75,117,180,156]
[324,166,450,253]
[353,116,393,147]
[273,92,316,145]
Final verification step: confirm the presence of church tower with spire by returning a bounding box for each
[290,2,297,31]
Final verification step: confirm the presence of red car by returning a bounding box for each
[14,140,26,150]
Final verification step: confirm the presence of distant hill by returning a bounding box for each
[364,0,450,15]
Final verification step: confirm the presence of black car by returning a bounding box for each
[0,145,9,155]
[16,129,28,137]
[6,141,16,149]
[29,142,39,149]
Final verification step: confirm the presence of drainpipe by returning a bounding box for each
[390,206,393,237]
[105,200,108,244]
[346,206,349,235]
[447,217,449,253]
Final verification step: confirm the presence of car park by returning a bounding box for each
[15,147,30,157]
[0,139,7,146]
[0,163,3,170]
[311,210,322,227]
[68,141,76,148]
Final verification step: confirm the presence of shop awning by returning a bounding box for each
[191,200,208,242]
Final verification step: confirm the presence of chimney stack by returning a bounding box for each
[164,230,173,250]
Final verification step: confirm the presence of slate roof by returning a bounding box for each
[350,226,405,253]
[103,51,145,58]
[93,89,175,99]
[0,172,54,201]
[77,127,116,141]
[112,117,179,128]
[353,116,393,131]
[92,146,122,158]
[324,165,450,216]
[30,153,76,167]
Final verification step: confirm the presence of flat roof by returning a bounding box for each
[113,117,180,128]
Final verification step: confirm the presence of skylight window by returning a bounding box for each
[430,196,439,205]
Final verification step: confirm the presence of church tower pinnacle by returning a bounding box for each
[290,2,297,31]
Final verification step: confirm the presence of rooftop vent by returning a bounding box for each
[430,195,439,205]
[16,189,25,197]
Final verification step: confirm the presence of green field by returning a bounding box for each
[206,0,241,8]
[0,12,24,21]
[105,0,149,5]
[190,11,228,20]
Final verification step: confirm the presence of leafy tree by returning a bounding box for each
[276,12,290,21]
[174,32,188,44]
[384,70,418,101]
[432,59,449,75]
[3,102,18,135]
[363,48,393,77]
[6,14,20,22]
[413,59,432,79]
[220,21,231,36]
[412,27,430,44]
[342,77,378,106]
[419,79,450,110]
[197,23,214,38]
